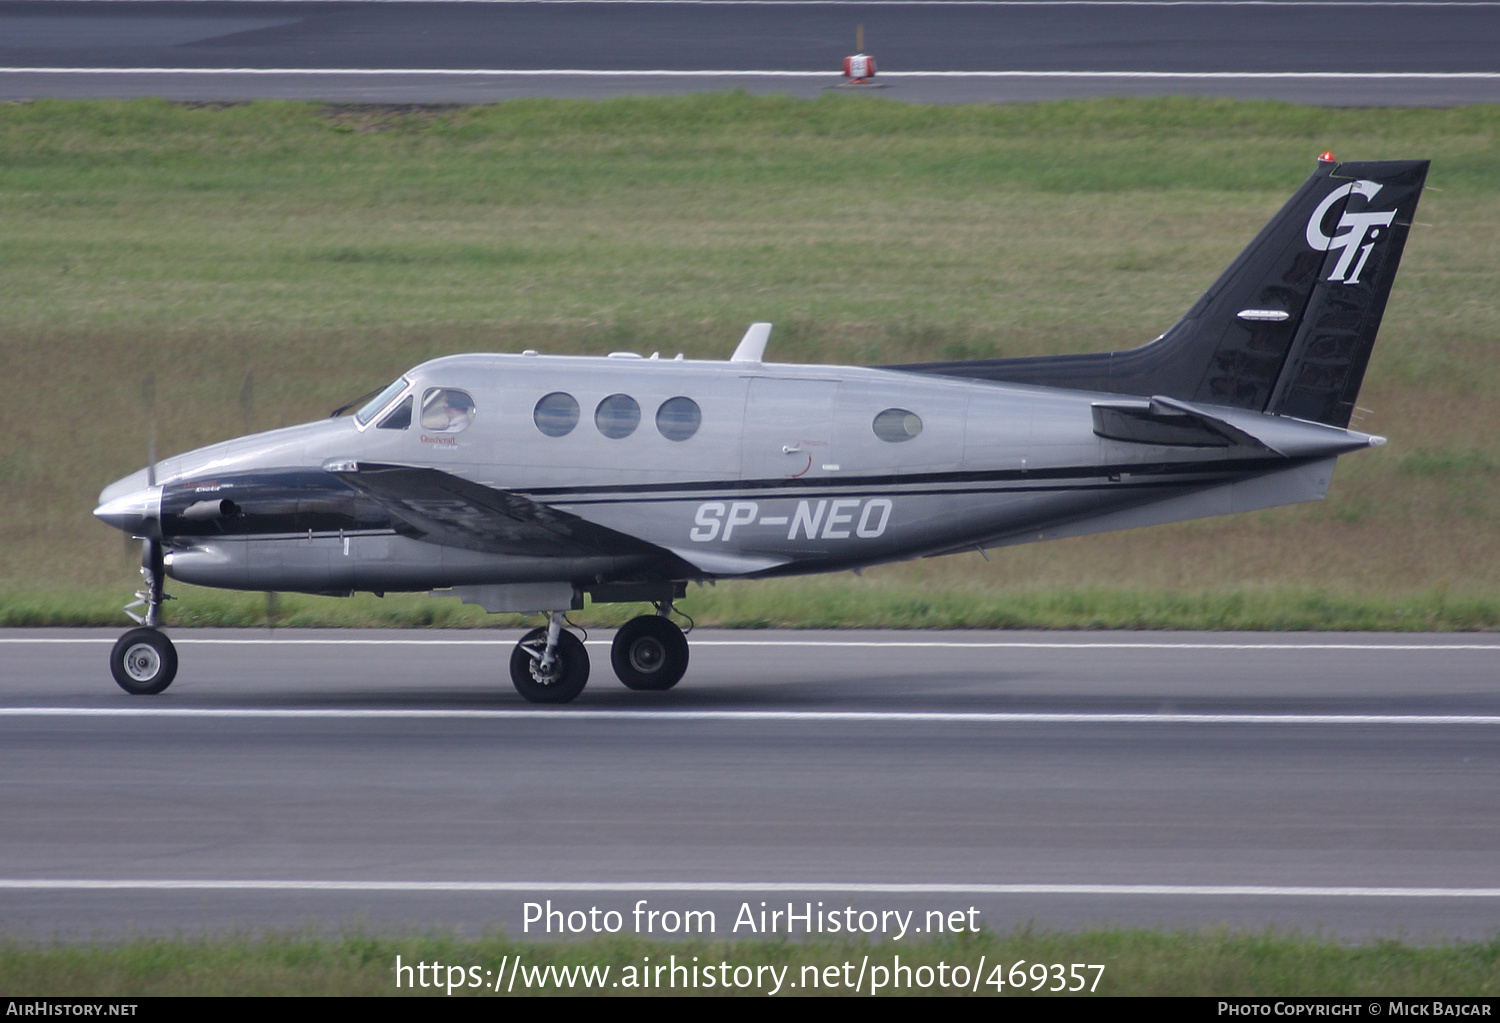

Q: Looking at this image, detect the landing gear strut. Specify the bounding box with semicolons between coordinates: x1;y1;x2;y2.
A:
510;611;590;703
111;538;178;695
611;604;689;691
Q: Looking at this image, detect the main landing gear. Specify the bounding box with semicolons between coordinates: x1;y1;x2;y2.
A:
508;604;690;703
611;610;689;691
110;538;178;695
510;612;591;704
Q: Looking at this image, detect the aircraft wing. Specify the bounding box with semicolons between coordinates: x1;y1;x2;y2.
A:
326;462;665;558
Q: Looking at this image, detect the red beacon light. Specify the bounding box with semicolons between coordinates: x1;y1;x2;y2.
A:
1319;151;1336;163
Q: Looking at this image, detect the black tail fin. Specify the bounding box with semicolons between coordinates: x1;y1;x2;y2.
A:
882;157;1428;427
1266;160;1427;426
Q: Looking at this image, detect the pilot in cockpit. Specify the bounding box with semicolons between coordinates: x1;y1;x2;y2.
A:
420;388;475;434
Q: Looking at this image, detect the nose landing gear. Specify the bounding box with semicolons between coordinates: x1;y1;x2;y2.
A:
110;538;178;695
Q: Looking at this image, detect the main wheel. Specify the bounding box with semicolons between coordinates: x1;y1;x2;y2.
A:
611;615;689;691
110;628;178;695
510;627;590;703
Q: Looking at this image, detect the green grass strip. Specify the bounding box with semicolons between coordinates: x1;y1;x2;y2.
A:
5;95;1500;622
3;928;1498;996
3;583;1497;632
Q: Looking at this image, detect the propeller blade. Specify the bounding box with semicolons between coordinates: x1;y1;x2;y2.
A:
239;371;254;436
142;537;163;582
142;373;157;489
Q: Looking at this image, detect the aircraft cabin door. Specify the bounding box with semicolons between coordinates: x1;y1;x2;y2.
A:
741;378;839;481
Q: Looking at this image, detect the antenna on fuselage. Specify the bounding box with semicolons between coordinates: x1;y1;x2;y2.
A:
731;322;772;363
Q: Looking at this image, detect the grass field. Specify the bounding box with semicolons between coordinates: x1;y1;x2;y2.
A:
4;928;1498;996
2;95;1498;629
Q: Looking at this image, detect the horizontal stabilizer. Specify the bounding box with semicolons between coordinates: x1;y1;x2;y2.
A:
1092;399;1265;449
1093;396;1383;458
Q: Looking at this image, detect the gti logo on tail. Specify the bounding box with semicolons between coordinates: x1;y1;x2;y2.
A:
1306;180;1397;285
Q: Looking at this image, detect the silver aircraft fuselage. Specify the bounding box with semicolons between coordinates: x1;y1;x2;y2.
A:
95;350;1379;603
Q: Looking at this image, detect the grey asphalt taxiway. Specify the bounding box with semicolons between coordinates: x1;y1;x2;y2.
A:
4;0;1500;104
2;628;1498;941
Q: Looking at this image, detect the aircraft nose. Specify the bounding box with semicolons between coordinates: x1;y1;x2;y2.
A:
94;484;163;535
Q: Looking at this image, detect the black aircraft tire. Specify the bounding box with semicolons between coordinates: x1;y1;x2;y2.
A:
110;628;179;696
510;627;590;703
611;615;689;691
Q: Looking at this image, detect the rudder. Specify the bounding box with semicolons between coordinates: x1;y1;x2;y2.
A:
1267;159;1427;426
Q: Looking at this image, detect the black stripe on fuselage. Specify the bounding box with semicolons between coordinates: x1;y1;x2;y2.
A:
515;456;1299;503
552;477;1204;508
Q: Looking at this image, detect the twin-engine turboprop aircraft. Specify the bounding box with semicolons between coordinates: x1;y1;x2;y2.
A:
95;156;1428;702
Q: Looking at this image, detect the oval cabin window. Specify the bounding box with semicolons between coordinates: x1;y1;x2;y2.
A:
534;392;580;437
595;394;641;439
872;408;923;443
655;396;702;442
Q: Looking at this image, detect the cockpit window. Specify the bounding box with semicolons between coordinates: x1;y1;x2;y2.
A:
420;388;476;434
353;377;409;426
376;395;413;430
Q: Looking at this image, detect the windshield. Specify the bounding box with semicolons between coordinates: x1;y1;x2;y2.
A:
352;377;410;426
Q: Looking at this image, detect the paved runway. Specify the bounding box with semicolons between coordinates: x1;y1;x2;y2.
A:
2;628;1498;941
3;0;1500;103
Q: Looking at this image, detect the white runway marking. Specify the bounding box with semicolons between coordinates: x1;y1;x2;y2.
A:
2;879;1498;898
5;637;1499;651
36;1;1500;8
5;68;1500;80
3;707;1498;724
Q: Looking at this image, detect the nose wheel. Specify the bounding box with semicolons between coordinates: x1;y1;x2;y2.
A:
110;627;178;695
611;614;689;691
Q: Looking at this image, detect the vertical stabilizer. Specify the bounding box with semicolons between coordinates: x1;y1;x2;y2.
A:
1267;159;1428;426
881;158;1428;427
